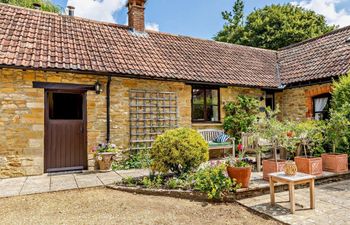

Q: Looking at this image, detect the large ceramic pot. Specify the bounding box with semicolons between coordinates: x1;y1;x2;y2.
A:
262;159;286;180
227;166;252;188
321;153;348;173
96;152;116;171
295;156;322;176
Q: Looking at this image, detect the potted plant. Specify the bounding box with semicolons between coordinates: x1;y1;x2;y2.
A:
294;121;324;176
226;143;252;188
93;143;118;171
254;107;287;180
322;108;349;173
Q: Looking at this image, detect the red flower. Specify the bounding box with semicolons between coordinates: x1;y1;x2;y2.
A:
237;144;243;151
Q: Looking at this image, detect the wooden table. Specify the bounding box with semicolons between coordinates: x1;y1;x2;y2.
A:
269;172;316;214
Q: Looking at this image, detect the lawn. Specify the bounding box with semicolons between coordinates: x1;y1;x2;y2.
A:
0;187;281;225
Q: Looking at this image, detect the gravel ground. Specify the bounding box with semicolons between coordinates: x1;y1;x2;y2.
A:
0;188;282;225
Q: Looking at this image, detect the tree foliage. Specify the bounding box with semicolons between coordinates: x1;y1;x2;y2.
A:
223;95;260;140
215;2;335;50
0;0;61;13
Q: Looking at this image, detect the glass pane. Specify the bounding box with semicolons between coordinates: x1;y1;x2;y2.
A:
192;89;205;105
49;93;83;120
193;104;205;120
206;105;219;122
206;89;218;105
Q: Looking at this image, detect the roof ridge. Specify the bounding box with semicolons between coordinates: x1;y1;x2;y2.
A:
279;25;350;50
147;29;277;53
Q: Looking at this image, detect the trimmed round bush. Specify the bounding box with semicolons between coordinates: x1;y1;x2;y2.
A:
150;128;209;175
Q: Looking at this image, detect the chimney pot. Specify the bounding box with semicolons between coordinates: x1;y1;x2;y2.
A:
33;3;41;10
127;0;146;32
67;6;75;16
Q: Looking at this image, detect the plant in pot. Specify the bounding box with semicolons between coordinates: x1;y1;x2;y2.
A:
293;120;325;176
254;107;287;180
323;106;350;173
94;143;118;171
226;143;253;188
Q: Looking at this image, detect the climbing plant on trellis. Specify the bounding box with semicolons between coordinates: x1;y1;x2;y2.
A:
129;90;178;152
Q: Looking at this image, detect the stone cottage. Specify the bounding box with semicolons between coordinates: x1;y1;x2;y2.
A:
0;1;349;177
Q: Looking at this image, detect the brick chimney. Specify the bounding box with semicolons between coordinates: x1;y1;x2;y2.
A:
128;0;146;32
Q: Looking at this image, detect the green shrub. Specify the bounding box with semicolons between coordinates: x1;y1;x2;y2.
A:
331;73;350;112
142;175;163;188
191;164;239;200
150;128;209;175
326;106;350;153
223;95;260;140
113;149;151;170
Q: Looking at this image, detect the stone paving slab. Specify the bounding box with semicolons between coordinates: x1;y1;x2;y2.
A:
96;171;122;185
20;175;50;195
50;174;77;192
115;168;151;178
238;179;350;225
0;169;148;198
0;177;27;197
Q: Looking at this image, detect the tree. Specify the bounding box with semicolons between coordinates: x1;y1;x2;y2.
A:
216;0;245;45
0;0;61;13
215;2;335;50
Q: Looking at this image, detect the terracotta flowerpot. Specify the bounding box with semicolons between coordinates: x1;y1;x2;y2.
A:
321;153;348;173
295;156;322;176
227;166;252;188
96;152;116;171
262;159;286;180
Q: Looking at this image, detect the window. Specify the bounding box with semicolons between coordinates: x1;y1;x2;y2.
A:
192;87;220;122
265;91;275;110
313;94;331;120
48;92;83;120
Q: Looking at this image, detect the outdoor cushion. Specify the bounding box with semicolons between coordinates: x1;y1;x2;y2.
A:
208;141;232;147
213;133;230;143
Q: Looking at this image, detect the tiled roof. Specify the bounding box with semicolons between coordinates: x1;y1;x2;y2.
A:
0;4;349;88
278;26;350;85
0;4;279;88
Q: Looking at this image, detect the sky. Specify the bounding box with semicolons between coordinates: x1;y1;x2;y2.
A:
52;0;350;40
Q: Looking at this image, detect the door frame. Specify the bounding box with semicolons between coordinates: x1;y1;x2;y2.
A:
44;89;88;173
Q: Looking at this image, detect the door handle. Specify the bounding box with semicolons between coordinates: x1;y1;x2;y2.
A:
80;126;84;133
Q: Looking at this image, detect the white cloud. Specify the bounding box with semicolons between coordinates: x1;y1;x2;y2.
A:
291;0;350;27
66;0;127;23
145;22;160;31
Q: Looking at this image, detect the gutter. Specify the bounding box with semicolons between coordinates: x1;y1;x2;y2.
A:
106;75;111;143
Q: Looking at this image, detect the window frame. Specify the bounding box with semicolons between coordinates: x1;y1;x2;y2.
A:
265;91;275;110
191;86;221;123
312;93;331;120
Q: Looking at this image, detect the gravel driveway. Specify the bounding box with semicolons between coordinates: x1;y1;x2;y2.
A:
0;188;281;225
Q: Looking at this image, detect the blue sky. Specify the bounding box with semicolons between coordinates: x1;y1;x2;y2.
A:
52;0;350;39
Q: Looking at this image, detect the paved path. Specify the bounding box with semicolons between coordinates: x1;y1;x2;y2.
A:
238;179;350;225
0;169;150;198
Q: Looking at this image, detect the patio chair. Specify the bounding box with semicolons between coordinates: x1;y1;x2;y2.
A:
198;129;235;159
241;132;262;172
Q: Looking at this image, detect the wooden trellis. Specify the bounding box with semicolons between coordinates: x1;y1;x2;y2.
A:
129;90;178;152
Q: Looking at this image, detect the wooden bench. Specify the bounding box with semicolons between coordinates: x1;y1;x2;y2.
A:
198;129;235;158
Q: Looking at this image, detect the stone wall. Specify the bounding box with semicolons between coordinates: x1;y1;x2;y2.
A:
0;68;107;178
109;77;192;149
279;83;332;121
0;68;275;178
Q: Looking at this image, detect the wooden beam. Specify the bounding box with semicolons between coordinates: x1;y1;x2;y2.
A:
33;81;95;91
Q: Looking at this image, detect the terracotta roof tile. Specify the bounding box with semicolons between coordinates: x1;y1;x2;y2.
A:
278;26;350;85
0;4;349;88
0;3;278;87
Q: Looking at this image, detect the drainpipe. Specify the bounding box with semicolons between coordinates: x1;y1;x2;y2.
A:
106;76;111;143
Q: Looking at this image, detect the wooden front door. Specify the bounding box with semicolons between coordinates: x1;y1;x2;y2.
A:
44;90;87;172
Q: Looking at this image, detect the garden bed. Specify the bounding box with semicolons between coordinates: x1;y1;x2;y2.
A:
108;170;350;201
